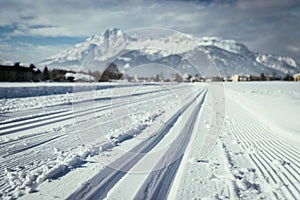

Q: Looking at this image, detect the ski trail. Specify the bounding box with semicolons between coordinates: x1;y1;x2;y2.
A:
225;98;300;200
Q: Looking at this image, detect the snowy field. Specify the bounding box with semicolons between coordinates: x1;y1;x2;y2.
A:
0;82;299;200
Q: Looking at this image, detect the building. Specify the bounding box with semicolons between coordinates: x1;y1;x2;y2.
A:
223;76;232;82
231;74;239;82
0;63;41;82
293;73;300;81
231;74;252;82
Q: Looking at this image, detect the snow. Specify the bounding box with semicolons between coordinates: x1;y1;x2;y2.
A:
169;82;300;200
0;82;299;200
38;28;300;76
256;54;297;68
122;63;130;69
224;82;300;139
197;36;251;55
65;72;96;82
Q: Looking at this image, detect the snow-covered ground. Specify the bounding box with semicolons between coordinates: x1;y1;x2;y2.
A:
0;82;299;200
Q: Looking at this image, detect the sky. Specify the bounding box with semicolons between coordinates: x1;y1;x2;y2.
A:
0;0;300;64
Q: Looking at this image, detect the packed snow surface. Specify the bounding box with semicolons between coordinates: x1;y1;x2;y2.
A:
0;82;299;200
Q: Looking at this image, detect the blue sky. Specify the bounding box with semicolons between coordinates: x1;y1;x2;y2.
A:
0;0;300;64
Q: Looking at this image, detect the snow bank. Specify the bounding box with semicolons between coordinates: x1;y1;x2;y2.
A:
3;110;163;199
3;145;89;199
106;108;164;145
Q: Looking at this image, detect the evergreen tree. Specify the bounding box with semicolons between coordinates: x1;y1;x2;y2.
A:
99;63;122;82
260;73;265;81
42;66;50;81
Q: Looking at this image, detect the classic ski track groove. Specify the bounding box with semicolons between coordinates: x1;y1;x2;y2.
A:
66;89;206;200
228;99;300;200
0;85;195;197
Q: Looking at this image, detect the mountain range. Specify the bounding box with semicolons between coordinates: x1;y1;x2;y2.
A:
38;28;300;77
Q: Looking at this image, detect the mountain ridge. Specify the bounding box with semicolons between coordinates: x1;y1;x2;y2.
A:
38;28;300;77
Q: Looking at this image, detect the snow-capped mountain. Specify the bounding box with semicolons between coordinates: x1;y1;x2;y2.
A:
255;54;298;75
39;28;300;77
39;28;132;69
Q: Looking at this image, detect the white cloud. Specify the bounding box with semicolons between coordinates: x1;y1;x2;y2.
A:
0;42;69;63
